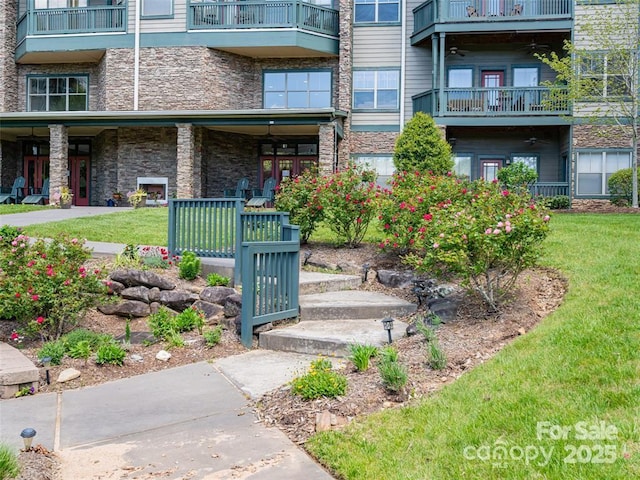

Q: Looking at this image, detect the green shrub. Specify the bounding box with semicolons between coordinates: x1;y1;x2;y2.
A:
95;342;126;366
379;345;399;363
378;358;408;393
203;325;223;347
37;340;66;365
543;194;570;210
0;226;22;247
206;273;230;287
166;331;185;349
428;341;447;370
63;328;111;351
608;168;633;206
393;112;453;175
274;167;325;243
291;358;348;400
0;234;110;340
148;307;176;340
174;306;205;334
178;251;201;280
0;444;20;480
348;344;378;372
67;340;91;361
496;162;538;193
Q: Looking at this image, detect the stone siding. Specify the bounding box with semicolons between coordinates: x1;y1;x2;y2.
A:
349;131;398;154
0;0;18;112
91;129;119;205
572;125;633;149
202;130;257;197
0;140;18;187
48;125;68;197
337;0;353;169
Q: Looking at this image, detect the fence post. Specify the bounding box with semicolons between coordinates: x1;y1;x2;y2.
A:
168;198;176;257
234;199;244;285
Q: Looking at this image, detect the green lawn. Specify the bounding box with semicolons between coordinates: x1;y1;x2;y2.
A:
306;214;640;479
0;204;49;215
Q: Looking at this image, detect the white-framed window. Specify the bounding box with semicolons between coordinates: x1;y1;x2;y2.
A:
142;0;172;17
263;70;332;109
353;155;394;187
576;151;630;195
453;154;472;178
28;75;88;112
353;70;399;110
511;154;539;174
578;52;631;99
354;0;400;23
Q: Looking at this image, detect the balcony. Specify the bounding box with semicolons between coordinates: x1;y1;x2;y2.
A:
413;0;572;41
413;86;569;118
189;1;339;37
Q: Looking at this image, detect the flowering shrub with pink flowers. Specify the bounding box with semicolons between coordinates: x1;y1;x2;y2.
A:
0;232;110;341
379;172;551;310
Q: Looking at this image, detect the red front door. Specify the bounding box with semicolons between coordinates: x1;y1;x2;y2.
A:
69;156;90;206
481;159;503;182
23;156;49;199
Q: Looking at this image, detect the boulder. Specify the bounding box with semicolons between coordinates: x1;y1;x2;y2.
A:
254;322;273;334
224;294;243;318
57;368;81;383
156;350;171;362
109;269;176;290
155;290;199;311
377;270;415;288
191;300;224;324
98;300;150;317
120;285;151;303
106;280;125;295
427;295;464;324
199;286;237;305
148;287;161;303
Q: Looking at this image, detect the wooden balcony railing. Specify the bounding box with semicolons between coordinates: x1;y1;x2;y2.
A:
413;0;572;34
189;1;339;36
17;5;126;42
413;86;569;116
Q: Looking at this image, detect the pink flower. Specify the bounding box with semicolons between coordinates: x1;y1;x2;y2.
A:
497;222;504;228
505;225;512;233
493;229;501;235
71;238;78;244
423;214;433;221
439;233;445;238
433;243;440;249
543;215;550;222
485;228;492;235
14;292;21;298
10;332;19;341
36;316;45;324
32;294;39;301
502;190;509;196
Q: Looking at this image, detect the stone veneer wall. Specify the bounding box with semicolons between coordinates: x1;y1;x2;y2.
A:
0;140;18;187
48;125;68;198
91;130;118;205
0;0;17;112
202;130;257;197
100;49;135;110
337;0;353;169
350;131;398;154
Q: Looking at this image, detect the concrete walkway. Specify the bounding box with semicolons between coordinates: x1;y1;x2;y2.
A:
0;208;336;479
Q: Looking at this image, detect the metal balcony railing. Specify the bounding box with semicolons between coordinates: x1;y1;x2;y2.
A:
412;86;569;116
413;0;572;34
189;1;339;36
17;5;127;42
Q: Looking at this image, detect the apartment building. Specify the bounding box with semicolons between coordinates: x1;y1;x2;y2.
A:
0;0;633;205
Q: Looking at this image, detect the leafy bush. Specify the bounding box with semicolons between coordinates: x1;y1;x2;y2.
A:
379;345;399;363
274;167;325;243
203;325;223;347
95;342;126;366
178;251;201;280
0;444;20;480
37;340;66;365
316;165;380;248
378;358;408;393
138;246;174;269
496;162;538;193
291;358;348;400
380;173;551;310
67;340;91;362
0;226;22;247
542;194;570;210
608;168;633;206
393;112;453;175
174;307;205;334
148;307;176;340
0;234;110;340
348;344;378;372
63;328;111;351
206;273;230;287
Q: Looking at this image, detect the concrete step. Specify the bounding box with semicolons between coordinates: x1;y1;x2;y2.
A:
259;319;409;357
0;343;40;399
298;271;362;295
299;290;417;322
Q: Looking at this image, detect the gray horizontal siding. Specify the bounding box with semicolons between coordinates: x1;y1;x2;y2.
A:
353;26;402;67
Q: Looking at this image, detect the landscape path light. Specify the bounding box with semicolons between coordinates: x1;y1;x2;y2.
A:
382;316;394;344
20;428;36;450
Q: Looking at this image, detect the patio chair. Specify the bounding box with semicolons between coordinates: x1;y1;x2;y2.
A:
223;177;249;198
0;176;26;204
22;178;50;205
246;177;276;207
511;4;522;15
466;6;479;17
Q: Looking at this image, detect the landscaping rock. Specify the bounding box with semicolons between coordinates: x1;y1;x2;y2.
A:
224;294;243;317
191;300;224;324
427;295;463;323
148;287;161;303
405;323;418;336
155;290;199;311
315;410;332;432
107;280;125;295
98;300;150;318
120;286;150;303
156;350;171;362
109;269;176;290
254;322;273;334
57;368;81;383
200;286;237;304
377;270;415;288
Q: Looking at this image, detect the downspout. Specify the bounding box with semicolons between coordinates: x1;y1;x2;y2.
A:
399;0;407;128
133;0;141;110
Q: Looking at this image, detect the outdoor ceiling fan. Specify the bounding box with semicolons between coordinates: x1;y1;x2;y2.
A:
524;136;550;146
522;40;550;53
447;46;470;57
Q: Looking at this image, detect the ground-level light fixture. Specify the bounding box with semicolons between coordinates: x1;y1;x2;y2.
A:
40;356;52;384
382;316;395;344
20;428;36;450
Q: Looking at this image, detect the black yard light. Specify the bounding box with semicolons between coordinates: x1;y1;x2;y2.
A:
382;316;395;344
40;356;52;385
20;428;36;451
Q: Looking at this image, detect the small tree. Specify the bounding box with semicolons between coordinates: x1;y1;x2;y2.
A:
274;168;324;243
608;168;633;206
496;162;538;194
393;112;453;174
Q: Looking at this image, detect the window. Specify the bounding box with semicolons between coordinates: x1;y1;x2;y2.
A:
264;71;332;109
511;155;539;174
354;0;399;23
453;154;472;178
353;155;394;187
576;151;630;195
578;52;631;99
353;70;399;110
142;0;172;17
28;76;88;112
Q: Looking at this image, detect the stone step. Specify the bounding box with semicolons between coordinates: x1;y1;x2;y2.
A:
298;271;362;295
0;343;40;399
299;290;417;322
259;319;409;357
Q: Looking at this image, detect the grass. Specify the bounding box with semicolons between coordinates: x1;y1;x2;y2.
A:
0;204;48;215
306;213;640;479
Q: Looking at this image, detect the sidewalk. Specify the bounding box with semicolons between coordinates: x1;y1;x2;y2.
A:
0;208;335;479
